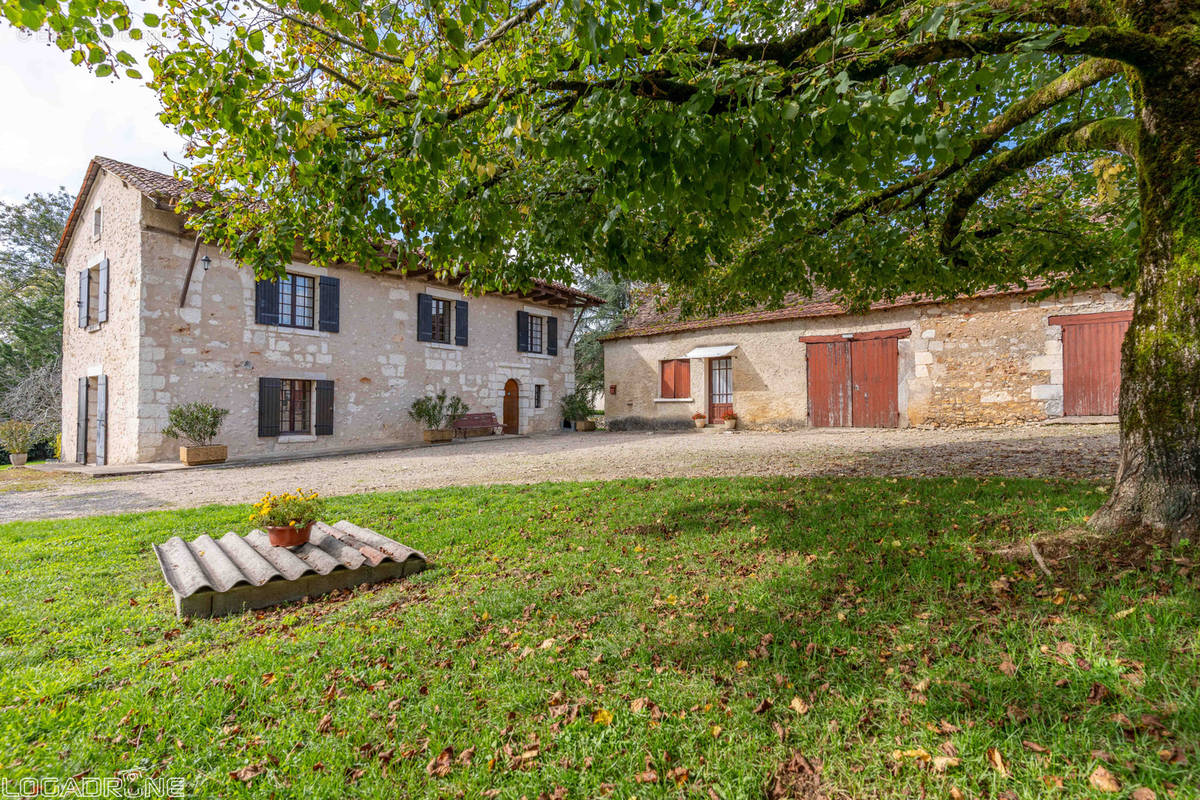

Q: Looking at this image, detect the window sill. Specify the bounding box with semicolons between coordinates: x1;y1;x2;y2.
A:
424;341;462;351
654;397;694;403
522;352;553;360
253;324;327;338
86;323;103;333
277;434;317;443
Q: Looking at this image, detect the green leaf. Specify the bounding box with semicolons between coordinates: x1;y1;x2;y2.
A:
95;63;113;77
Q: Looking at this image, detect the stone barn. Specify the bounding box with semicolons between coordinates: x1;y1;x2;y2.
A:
601;285;1132;430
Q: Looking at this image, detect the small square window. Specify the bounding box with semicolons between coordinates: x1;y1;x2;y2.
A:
92;207;102;239
534;384;543;408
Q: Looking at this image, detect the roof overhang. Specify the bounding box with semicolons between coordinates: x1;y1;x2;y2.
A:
683;344;738;359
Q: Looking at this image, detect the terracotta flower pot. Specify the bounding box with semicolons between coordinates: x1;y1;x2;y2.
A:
723;418;737;430
693;419;706;428
423;429;454;444
266;522;313;547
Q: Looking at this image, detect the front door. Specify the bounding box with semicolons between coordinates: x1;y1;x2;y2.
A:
502;379;520;434
708;357;733;422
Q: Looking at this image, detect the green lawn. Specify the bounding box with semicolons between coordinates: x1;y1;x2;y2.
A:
0;477;1195;798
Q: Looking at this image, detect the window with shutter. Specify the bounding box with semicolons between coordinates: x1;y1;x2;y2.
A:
659;360;691;399
78;271;89;328
546;316;558;355
417;293;434;342
255;279;279;326
258;377;281;437
527;315;544;353
455;300;469;346
96;259;109;324
76;377;88;463
96;375;108;466
318;277;340;332
516;310;530;352
315;380;334;435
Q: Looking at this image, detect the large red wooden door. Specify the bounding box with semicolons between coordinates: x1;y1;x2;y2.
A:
850;338;899;427
1053;311;1130;416
708;357;733;421
805;330;904;428
807;341;852;427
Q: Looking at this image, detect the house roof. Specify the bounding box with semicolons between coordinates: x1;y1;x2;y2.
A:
603;280;1054;341
54;156;603;308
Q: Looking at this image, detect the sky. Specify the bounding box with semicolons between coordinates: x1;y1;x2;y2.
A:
0;16;184;204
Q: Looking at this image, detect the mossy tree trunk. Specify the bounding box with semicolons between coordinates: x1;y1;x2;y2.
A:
1091;20;1200;542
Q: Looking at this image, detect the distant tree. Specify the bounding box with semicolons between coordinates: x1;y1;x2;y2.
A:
570;271;632;402
0;190;73;425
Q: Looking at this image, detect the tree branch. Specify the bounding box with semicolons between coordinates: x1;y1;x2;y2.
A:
822;57;1121;230
940;115;1137;258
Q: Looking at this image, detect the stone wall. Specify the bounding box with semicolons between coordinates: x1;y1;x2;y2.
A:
60;172;146;464
62;171;577;464
603;289;1132;430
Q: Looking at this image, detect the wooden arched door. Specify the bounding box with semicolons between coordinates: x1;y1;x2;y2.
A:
502;379;519;434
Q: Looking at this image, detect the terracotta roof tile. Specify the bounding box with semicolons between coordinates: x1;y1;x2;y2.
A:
604;280;1053;340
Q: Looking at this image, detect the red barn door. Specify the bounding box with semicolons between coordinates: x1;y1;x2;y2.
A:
1051;311;1131;416
807;341;852;427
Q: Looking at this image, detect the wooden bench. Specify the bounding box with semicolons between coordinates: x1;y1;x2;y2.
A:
453;412;504;438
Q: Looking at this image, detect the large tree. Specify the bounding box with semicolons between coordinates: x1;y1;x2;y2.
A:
8;0;1198;537
0;191;72;398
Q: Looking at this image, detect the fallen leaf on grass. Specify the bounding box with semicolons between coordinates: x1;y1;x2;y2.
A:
1112;607;1136;620
1022;740;1049;754
666;766;689;785
767;751;825;800
932;756;960;772
1089;765;1121;792
949;788;965;800
1130;789;1156;800
711;725;722;738
753;698;773;714
999;658;1018;677
635;768;659;784
316;713;333;734
426;746;454;777
987;747;1009;776
230;763;264;783
1042;775;1064;789
261;672;276;686
789;696;810;715
891;748;931;764
592;708;613;726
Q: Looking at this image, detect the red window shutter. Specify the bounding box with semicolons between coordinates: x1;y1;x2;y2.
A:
660;361;674;398
675;360;690;397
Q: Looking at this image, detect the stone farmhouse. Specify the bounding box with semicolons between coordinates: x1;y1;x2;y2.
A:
56;157;601;465
602;284;1132;430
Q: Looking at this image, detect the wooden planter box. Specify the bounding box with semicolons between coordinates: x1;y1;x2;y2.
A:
423;429;454;444
574;420;596;432
180;444;227;466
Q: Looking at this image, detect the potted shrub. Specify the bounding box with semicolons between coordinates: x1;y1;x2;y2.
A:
722;410;738;430
560;390;595;431
250;489;325;547
162;402;231;465
691;412;707;429
409;390;468;443
0;420;37;467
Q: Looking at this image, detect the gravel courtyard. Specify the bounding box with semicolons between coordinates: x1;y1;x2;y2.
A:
0;424;1119;522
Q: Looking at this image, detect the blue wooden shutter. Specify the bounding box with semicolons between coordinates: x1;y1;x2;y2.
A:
78;270;89;328
546;316;558;356
96;375;107;465
516;310;530;352
417;293;433;342
454;300;468;346
315;380;334;435
258;377;281;437
96;259;109;324
255;279;279;325
318;276;340;332
76;377;88;463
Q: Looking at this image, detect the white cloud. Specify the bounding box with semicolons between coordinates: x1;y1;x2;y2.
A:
0;17;184;203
